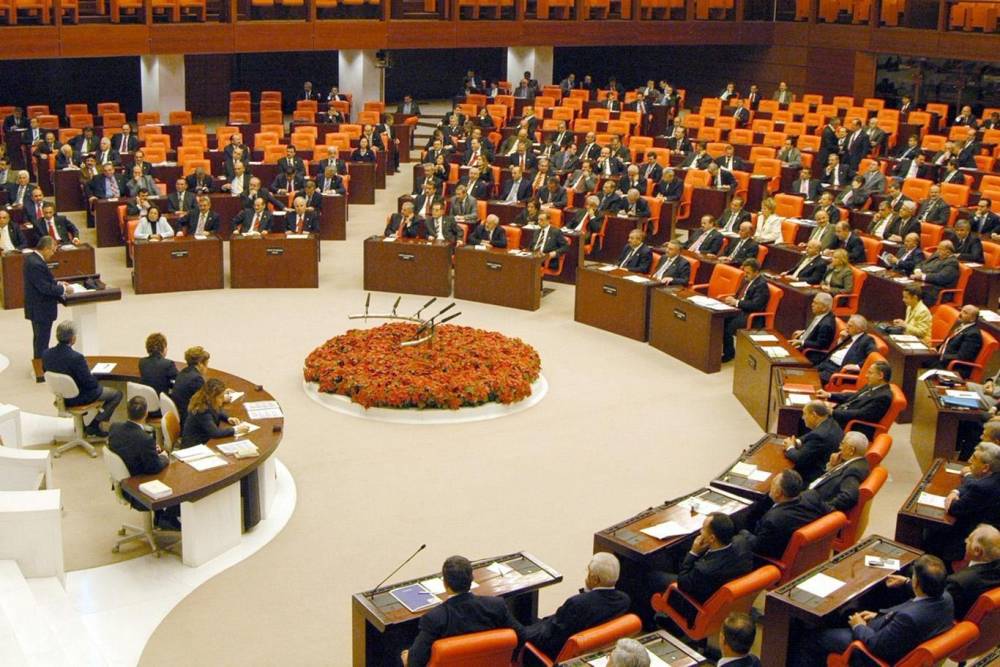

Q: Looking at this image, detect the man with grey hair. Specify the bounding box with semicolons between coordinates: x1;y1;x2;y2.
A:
933;442;1000;561
618;188;650;219
809;432;871;512
607;638;649;667
41;321;123;437
816;314;876;383
913;240;959;307
783;400;843;484
522;552;629;660
789;292;836;364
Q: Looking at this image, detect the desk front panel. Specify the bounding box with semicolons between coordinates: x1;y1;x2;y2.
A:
574;266;654;341
363;237;452;297
229;234;319;288
320;194;348;240
132;236;224;294
894;457;961;549
733;331;811;430
53;169;87;212
648;288;735;374
1;245;96;310
453;247;541;311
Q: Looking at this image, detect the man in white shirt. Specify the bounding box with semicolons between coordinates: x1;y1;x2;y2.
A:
0;210;24;251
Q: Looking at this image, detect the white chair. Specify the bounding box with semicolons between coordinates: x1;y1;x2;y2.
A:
43;372;102;458
0;447;52;491
128;382;162;446
158;392;180;452
102;447;178;557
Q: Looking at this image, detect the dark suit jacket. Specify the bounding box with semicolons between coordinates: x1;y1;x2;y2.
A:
87;173;127;199
33;216;79;243
170;366;204;426
232;209;274;234
179;210;220;234
108;421;166;477
110;132;139;154
786;417;844;485
639;162;663;183
844;130;871;170
939;324;983;377
271;173;304;193
716;155;747;173
94;149;120;167
524;589;631;659
385;214;425;239
830;232;866;265
819;333;876;378
787;254;829;286
681;152;713;170
811;457;870;513
138;354;178;398
799;311;837;364
948;559;1000;618
891;245;924;275
185;173;216;193
469;224;507;248
537;187;567;208
315;158;347;177
741;490;827;559
407;592;524;667
674;541;753;614
972;211;1000;236
532;226;569;261
654;179;683;201
918;199;951;225
718;208;753;234
790;179;821;201
708;169;738;189
831;382;894;435
166;191;197;214
23;251;63;325
618;197;651;218
734;277;770;326
948;472;1000;541
42;342;101;406
285;211;320;233
823;164;852;187
617;243;653;273
500;179;532;202
277;156;306;176
952;235;984;263
180;407;234;448
240;188;285;211
686;228;724;255
852;595;954;664
919;255;960;304
316;173;346;195
651;254;691;285
0;221;25;249
423;216;462;242
55;151;83;170
722;237;759;265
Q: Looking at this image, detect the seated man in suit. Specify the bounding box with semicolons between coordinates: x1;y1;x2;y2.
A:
916;185;951;226
809;431;871;513
944;524;1000;617
616;229;653;273
108;396;180;530
930;304;983;379
816;314;876;383
469;214;507;249
178;195;220;236
94;137;120;167
639;151;663;183
721;259;769;362
866;201;898;240
883;231;925;275
222;159;251;196
686;215;724;256
719;222;759;266
232;197;274;236
241;177;286;212
972;198;1000;240
952;219;984;263
314;146;347;178
271;165;305;197
566;196;604;237
317;165;346;196
718;613;760;667
783;240;829;287
790;292;836;362
618;164;645;197
822;154;852;188
790;167;820;200
499;165;532;203
594;146;625;178
449;184;479;225
167;178;197;215
43;321;123;437
385;202;424;239
650;240;691;286
817;359;894;437
87;162;126;202
0;210;25;251
783;400;844;484
718;196;752;234
617;189;650;219
423;201;462;244
835;176;869;210
737;469;827;559
185;166;215;195
111;122;139;155
705;163;736;189
649;513;752;630
801;210;837;250
402;555;524;667
34;203;81;245
286;196;319;234
55;144;80;170
913;240;959;307
531;211;569;269
523;553;630;660
596;180;624;216
6;171;34;208
653;169;682;202
929;443;1000;562
827;221;866;265
794;555;954;667
277;145;306;177
813;191;841;227
537;177;567;210
680;142;713;170
717;144;748;173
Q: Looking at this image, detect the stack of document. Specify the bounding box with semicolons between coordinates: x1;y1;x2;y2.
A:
787;393;811;406
680;496;722;515
917;492;947;509
749;333;779;343
623;274;652;284
795;572;845;597
728;462;772;482
245;400;283;419
216;440;260;458
688;295;732;311
980;310;1000;323
596;264;618;272
640;521;690;540
91;362;117;374
761;346;790;358
172;445;228;471
389;584;440;613
138;480;173;499
861;265;886;273
864;555;901;570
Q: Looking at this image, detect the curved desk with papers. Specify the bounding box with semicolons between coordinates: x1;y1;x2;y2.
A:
93;356;283;566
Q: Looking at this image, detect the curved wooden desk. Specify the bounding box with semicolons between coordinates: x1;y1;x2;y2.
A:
89;356;284;566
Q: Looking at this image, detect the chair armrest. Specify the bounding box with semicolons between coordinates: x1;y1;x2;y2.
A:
832;292;859;309
650;583;702;632
828;640;891;667
755;553;785;572
746;311;767;328
935;287;962;305
691;282;709;294
947;359;981;376
826;370;860;391
521;642;555;667
844;418;886;436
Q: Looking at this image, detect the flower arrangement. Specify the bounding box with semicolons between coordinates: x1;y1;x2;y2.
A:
303;322;541;410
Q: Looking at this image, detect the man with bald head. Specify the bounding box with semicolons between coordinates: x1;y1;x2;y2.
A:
784;400;844;484
720;221;759;265
883;231;924;275
816;314;876;383
928;304;983;378
616;229;652;273
650;240;691;285
809;431;871;513
913;240;959;306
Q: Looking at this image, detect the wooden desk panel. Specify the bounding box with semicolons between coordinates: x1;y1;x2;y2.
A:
53;169;86;212
363;237;452;297
589;215;647;264
229;234;319;289
648;288;739;374
517;226;584;285
485;201;525;228
857;269;908;322
766;276;817;338
968;267;1000;309
348;162;376;205
762;535;922;667
94;198;127;247
560;630;708;667
132;236;224;295
733;330;812;430
910;379;985;472
320;194;348;240
882;336;938;423
684;186;731;232
894;458;961;549
351;552;561;667
712;434;793;502
453;246;542;311
574;265;656;341
768;366;822;436
1;245;97;310
762;243;807;274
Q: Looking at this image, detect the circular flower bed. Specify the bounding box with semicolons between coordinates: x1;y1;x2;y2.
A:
303;323;541;410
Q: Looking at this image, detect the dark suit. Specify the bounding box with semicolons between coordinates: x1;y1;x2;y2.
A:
650;254;691;285
639;162;663;183
918;255;960;306
823;164;852;187
277;156;306;177
889;245;924;275
23;252;64;359
87;174;127;199
952;235;984;263
786;417;844;485
817;333;876;383
681;152;713;170
740;490;827;559
654;179;683;201
918;198;951;225
718;208;752;234
596;192;624;215
810;457;870;513
0;221;25;250
499;179;532;202
170;366;203;426
618;197;651;218
385;214;425;239
721;237;759;265
524;589;631;659
798;311;837;364
33;216;79;243
166;190;197;215
790;178;821;200
232;209;274;234
185;173;215;194
665;542;754;626
285;211;320;234
407;592;524;667
724;277;771;358
42;342;122;425
817;125;840;171
844;130;871;171
937;324;983;378
423;216;462;242
111;132;139;154
708;169;737;189
240;188;285;211
179;407;234;448
716;155;747;173
271;173;304;194
686;228;724;255
830;232;866;265
180;209;220;235
939;472;1000;562
830;382;893;436
315;158;347;177
617;243;653;273
108;421;166;477
537;187;567;208
787;254;829;286
568;210;603;235
138;354;178;398
469;224;507;248
948;558;1000;618
316;173;346;195
55;151;82;170
530;226;569;268
973;211;1000;236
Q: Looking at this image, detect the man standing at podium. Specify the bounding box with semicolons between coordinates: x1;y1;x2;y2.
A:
24;236;66;363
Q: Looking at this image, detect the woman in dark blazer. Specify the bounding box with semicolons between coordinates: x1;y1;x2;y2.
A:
179;378;246;447
351;137;376;163
138;332;177;414
820;248;854;295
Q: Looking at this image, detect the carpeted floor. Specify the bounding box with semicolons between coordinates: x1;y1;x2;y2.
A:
0;102;924;665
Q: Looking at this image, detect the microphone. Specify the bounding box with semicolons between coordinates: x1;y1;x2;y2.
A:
364;293;371;319
391;296;401;316
414;297;437;319
368;544;427;598
413;303;457;337
437;312;461;326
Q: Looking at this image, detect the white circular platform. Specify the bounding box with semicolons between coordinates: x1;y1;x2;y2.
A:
302;374;548;424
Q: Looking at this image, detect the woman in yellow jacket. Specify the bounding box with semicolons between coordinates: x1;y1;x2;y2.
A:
892;283;933;345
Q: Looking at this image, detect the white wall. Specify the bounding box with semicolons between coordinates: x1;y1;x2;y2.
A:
506;47;554;87
338;50;382;119
140;55;186;117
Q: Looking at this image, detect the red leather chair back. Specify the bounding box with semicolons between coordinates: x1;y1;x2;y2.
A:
427;628;518;667
772;511;847;584
554;614;642;662
834;466;887;552
951;588;1000;661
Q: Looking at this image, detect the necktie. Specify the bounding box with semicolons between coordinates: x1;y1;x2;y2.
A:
534;228;547;251
574;174;585;190
108;177;119;197
35;203;42;220
251;212;261;232
0;226;11;252
435;219;444;240
120;135;127;153
655;255;674;279
801;180;809;195
48;219;60;241
296;215;304;233
620;246;638;268
506;181;519;203
17;185;25;203
691;231;706;253
397;218;405;238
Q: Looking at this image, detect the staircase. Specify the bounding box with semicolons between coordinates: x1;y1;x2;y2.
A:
0;561;106;666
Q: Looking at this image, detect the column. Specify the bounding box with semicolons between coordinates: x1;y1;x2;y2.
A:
506;47;554;87
140;55;186;116
338;50;382;120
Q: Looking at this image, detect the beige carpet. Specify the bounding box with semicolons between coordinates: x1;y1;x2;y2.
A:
0;106;924;665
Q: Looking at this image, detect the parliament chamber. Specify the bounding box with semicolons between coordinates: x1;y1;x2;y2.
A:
0;4;999;665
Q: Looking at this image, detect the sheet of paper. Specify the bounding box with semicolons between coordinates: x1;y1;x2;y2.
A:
485;561;514;577
890;334;919;342
899;342;928;350
238;422;260;435
246;406;283;420
763;346;789;358
683;496;721;515
917;492;947;509
861;265;885;273
640;521;690;540
225;389;245;403
893;277;913;284
864;555;901;570
420;577;479;595
944;464;965;475
795;572;845;598
787;393;811;406
980;310;1000;322
919;368;959;381
790;281;811;287
730;462;757;477
749;334;779;342
623;274;651;283
946;390;980;399
286;233;309;239
194;233;208;240
749;470;773;482
90;362;116;374
597;264;617;272
186;454;229;471
382;236;396;242
172;444;214;461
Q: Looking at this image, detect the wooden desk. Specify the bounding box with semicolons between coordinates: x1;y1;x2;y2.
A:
486;201;525;228
594;487;753;616
765;275;817;338
85;356;282;567
684;186;731;231
132;236;225;295
363;237;452;297
589;214;647;265
517;226;584;285
560;630;708;666
574;264;657;341
94;198;127;247
348;162;376;205
761;535;923;667
454;246;542;310
733;330;812;430
351;552;561;667
648;288;739;374
894;457;962;550
768;366;822;436
712;434;794;502
911;379;986;472
61;274;123;355
53;169;86;212
320;194;348;240
746;174;769;211
1;245;96;310
762;243;807;274
858;268;908;322
968;267;1000;309
229;234;319;289
882;335;938;423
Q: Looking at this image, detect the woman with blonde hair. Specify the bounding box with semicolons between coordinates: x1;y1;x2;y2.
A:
820;248;854;295
753;197;783;244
